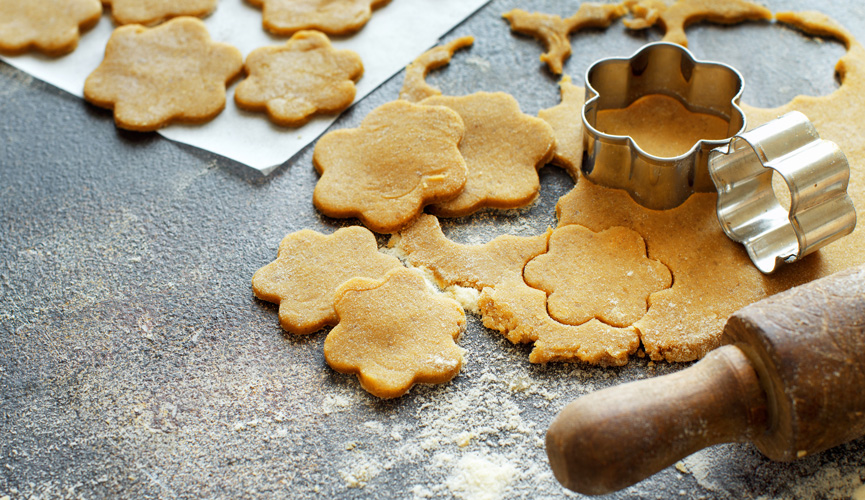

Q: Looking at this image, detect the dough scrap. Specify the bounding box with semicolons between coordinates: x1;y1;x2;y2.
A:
390;214;550;292
537;75;585;179
252;226;402;335
623;0;772;47
596;94;732;157
235;31;363;127
103;0;216;26
0;0;101;56
503;3;627;75
247;0;390;36
399;36;475;103
84;17;243;131
524;225;671;328
324;267;466;399
421;92;556;217
313;100;467;233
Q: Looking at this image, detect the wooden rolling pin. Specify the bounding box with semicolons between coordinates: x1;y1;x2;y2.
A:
546;264;865;495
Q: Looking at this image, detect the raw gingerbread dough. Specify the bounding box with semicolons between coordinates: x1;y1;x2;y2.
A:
312;99;467;233
103;0;216;26
324;267;466;399
524;225;671;328
247;0;390;36
84;17;242;131
399;36;475;103
503;3;627;75
624;0;771;47
537;75;585;179
595;94;732;157
421;92;556;217
0;0;101;56
252;226;402;334
235;30;364;127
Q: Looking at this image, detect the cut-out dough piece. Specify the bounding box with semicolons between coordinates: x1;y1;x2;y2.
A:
103;0;216;26
252;226;403;335
247;0;390;36
537;75;585;179
400;36;475;103
479;278;640;366
524;225;671;328
596;94;731;157
235;31;363;127
503;3;627;75
313;100;467;234
421;92;556;217
624;0;772;47
84;17;242;131
325;267;466;399
0;0;101;56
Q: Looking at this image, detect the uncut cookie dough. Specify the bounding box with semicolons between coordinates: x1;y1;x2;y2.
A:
252;226;402;335
84;17;242;131
313;100;467;233
0;0;101;56
538;75;585;178
421;92;556;217
324;267;466;399
103;0;216;26
248;0;390;36
235;31;363;127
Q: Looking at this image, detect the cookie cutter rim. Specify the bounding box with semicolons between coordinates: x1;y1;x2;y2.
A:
581;41;747;210
707;110;857;274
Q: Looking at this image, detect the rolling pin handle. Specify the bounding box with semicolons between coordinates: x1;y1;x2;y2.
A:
546;344;769;495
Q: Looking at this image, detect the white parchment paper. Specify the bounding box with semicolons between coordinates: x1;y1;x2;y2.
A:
1;0;491;174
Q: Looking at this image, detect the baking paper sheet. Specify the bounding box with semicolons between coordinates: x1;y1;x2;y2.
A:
1;0;491;174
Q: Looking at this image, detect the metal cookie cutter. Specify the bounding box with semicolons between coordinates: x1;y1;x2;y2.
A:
581;42;746;210
708;111;856;274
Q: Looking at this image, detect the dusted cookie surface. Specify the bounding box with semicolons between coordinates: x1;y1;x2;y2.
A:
422;92;556;217
248;0;390;36
104;0;216;26
503;2;627;75
524;225;671;327
537;75;585;178
235;31;363;127
84;17;242;131
0;0;101;56
313;100;467;233
252;226;402;335
324;268;466;399
399;36;474;103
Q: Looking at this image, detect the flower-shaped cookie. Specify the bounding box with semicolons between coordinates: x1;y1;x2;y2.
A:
524;225;671;328
421;92;556;217
84;17;243;131
324;267;466;399
313;100;467;233
103;0;217;26
235;31;364;127
252;226;402;334
0;0;102;56
247;0;390;36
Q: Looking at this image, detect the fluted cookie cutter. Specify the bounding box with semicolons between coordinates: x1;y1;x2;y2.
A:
708;111;856;274
581;42;746;210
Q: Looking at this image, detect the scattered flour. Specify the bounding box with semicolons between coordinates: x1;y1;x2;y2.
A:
446;453;518;500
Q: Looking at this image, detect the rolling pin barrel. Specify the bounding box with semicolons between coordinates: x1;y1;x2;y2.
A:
546;264;865;495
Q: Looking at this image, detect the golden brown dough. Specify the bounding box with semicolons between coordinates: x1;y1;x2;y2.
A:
623;0;772;47
312;100;467;233
103;0;216;26
0;0;101;56
235;31;364;127
252;226;402;335
399;36;475;103
421;92;556;217
503;3;627;75
84;17;243;131
324;267;466;399
537;75;585;179
247;0;390;36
